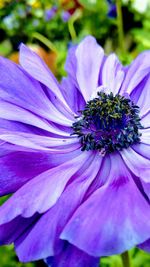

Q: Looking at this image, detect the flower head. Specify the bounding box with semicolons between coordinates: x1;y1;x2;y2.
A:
61;10;71;22
45;6;58;21
0;36;150;267
107;0;117;18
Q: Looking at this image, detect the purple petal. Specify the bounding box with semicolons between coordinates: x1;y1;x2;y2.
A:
0;56;47;111
101;53;124;95
61;11;71;22
84;155;111;198
75;36;104;101
140;178;150;200
45;244;99;267
107;4;117;18
0;101;53;132
132;142;150;160
138;239;150;253
19;44;72;113
141;111;150;128
120;51;150;96
0;57;73;128
0;150;52;196
136;75;150;117
61;77;85;114
1;113;72;138
0;214;38;245
14;154;102;261
65;45;78;85
0;100;73;136
61;153;150;256
0;130;79;152
0;144;82;196
121;147;150;182
45;6;57;21
139;128;150;146
0;151;90;222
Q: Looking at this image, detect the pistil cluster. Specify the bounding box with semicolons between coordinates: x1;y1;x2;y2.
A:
72;92;142;154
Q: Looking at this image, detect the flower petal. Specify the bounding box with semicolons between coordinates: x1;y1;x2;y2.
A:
0;214;38;245
0;57;73;127
0;130;79;152
19;44;71;112
13;154;102;261
0;150;51;196
0;151;90;222
45;244;100;267
141;111;150;128
136;75;150;117
75;36;104;101
65;45;78;86
0;101;73;137
132;143;150;160
61;77;85;114
121;147;150;182
61;154;150;256
0;145;81;196
120;51;150;96
138;239;150;253
101;53;124;95
139;128;150;146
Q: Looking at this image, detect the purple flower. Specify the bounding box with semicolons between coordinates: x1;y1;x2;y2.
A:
61;10;71;22
107;0;117;18
45;6;58;21
0;36;150;267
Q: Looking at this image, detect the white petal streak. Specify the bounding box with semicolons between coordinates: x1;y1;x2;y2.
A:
0;131;80;152
141;110;150;128
19;44;72;114
0;101;72;136
102;53;124;95
120;51;150;96
76;36;104;102
0;151;92;222
120;147;150;182
137;75;150;116
139;129;150;145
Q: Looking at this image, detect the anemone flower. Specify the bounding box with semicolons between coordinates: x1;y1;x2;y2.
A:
0;36;150;267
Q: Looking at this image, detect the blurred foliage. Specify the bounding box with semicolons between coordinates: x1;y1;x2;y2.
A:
0;0;150;266
0;0;150;73
0;243;150;267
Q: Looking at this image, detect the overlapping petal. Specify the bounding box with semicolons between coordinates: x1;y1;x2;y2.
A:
120;51;150;97
101;53;124;95
0;130;79;152
138;239;150;253
141;111;150;128
61;77;85;114
0;151;89;222
45;244;100;267
9;153;101;261
0;56;74;128
0;150;51;196
73;36;104;101
121;147;150;182
19;44;72;114
61;154;150;256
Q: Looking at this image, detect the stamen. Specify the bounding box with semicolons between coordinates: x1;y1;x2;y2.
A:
71;92;143;154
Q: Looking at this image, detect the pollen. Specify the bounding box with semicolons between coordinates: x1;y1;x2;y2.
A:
71;92;143;154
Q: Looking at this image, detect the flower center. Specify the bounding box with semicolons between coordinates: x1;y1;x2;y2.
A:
71;92;142;154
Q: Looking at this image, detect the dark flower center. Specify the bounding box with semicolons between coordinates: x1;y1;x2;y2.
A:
71;92;143;154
